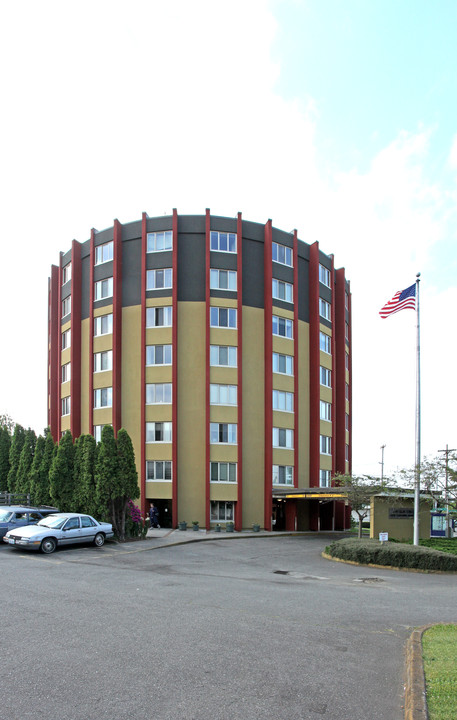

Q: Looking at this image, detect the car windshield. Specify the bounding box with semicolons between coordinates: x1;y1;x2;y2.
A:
0;510;13;522
37;516;67;529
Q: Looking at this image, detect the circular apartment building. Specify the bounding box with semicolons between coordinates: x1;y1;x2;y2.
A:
48;210;352;531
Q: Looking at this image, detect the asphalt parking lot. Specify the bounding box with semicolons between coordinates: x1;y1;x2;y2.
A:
2;533;456;720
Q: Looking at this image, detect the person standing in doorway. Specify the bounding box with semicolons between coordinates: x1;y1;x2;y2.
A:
149;502;160;528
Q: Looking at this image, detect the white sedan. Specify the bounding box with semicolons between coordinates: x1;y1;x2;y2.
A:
3;513;114;554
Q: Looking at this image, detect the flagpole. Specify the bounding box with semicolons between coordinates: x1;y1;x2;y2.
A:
413;273;421;546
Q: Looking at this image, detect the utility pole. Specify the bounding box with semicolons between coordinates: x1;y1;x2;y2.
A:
380;445;386;482
438;445;456;538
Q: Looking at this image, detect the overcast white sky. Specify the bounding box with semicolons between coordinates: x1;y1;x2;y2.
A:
0;0;455;478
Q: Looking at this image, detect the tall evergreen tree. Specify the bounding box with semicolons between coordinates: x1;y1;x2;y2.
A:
112;428;140;540
72;434;84;512
7;424;25;492
34;429;56;506
94;425;118;522
0;426;11;492
49;431;75;511
76;434;98;517
29;434;45;505
15;428;37;495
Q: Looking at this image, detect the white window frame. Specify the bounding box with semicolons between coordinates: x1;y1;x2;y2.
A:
210;306;237;328
320;469;331;488
320;400;332;421
95;241;113;266
210;500;234;522
320;435;332;455
62;296;71;317
273;389;294;412
319;264;331;288
272;427;294;449
272;278;293;303
61;363;71;384
95;278;113;301
272;315;293;339
94;313;113;337
210;269;237;291
93;350;113;373
146;345;172;366
94;387;112;409
320;331;331;354
210;423;237;444
146;306;172;328
146;268;172;291
272;465;294;486
210;345;237;367
62;263;71;285
94;424;111;443
272;352;293;376
146;460;172;481
319;298;331;320
272;242;293;267
210;462;237;483
146;383;172;404
147;231;173;253
210;231;237;253
320;366;332;388
146;422;172;443
61;396;71;416
61;329;71;350
210;384;237;405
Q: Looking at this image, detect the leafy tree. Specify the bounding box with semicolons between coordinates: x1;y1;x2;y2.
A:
0;426;11;491
75;434;98;517
15;428;37;495
7;424;25;492
49;431;75;511
333;473;387;538
0;414;14;432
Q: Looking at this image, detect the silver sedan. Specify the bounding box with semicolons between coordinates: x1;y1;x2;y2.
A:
3;513;114;554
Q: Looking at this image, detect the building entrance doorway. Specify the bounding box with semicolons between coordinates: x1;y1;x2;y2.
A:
147;499;172;528
272;500;286;531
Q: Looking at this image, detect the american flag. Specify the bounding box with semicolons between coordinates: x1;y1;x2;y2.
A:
379;283;416;319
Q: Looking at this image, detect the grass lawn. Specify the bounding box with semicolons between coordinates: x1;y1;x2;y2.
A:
422;624;457;720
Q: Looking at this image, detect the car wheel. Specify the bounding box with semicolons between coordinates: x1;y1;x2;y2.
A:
93;532;105;547
41;537;57;554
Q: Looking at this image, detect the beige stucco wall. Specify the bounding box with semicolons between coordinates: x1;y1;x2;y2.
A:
370;496;432;541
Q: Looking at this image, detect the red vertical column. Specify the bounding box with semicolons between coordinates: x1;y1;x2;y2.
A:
140;214;147;515
70;240;82;440
88;230;95;438
48;266;59;440
330;255;336;479
235;212;243;530
293;230;299;488
334;268;347;475
308;242;320;488
112;219;123;435
205;209;211;529
347;282;352;475
57;258;62;441
172;209;179;528
263;220;273;531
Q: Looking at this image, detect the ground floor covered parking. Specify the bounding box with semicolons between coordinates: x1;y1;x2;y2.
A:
272;487;351;532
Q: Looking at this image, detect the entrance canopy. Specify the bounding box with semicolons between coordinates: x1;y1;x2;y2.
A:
273;487;348;501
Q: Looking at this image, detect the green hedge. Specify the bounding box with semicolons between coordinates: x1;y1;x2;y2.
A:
324;538;457;571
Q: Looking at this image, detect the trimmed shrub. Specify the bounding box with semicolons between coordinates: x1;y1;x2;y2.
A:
324;538;457;572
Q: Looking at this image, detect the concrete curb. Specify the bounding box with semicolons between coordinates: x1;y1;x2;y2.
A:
404;625;433;720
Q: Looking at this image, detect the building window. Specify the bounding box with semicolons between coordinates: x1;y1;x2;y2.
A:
94;313;113;336
210;423;237;444
95;278;113;301
210;269;237;291
345;413;350;431
319;298;331;320
345;353;349;371
146;268;172;290
95;241;113;265
146;306;172;328
319;264;331;287
320;435;331;455
210;500;234;522
273;390;293;412
61;329;71;350
320;400;332;421
210;307;237;328
320;469;331;487
210;462;237;483
61;396;71;416
272;242;293;267
272;279;293;303
147;231;173;253
273;427;294;448
345;322;349;341
320;366;331;387
272;352;293;376
94;350;113;372
62;296;71;317
210;345;237;367
62;263;71;285
210;384;237;405
272;315;293;339
346;444;349;462
346;383;349;400
210;231;236;253
94;387;112;408
61;363;71;383
320;331;331;354
146;345;172;365
146;460;172;481
146;383;172;404
272;465;293;486
146;422;172;443
93;424;111;443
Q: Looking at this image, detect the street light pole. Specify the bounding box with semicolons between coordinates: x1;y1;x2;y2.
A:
380;444;386;482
